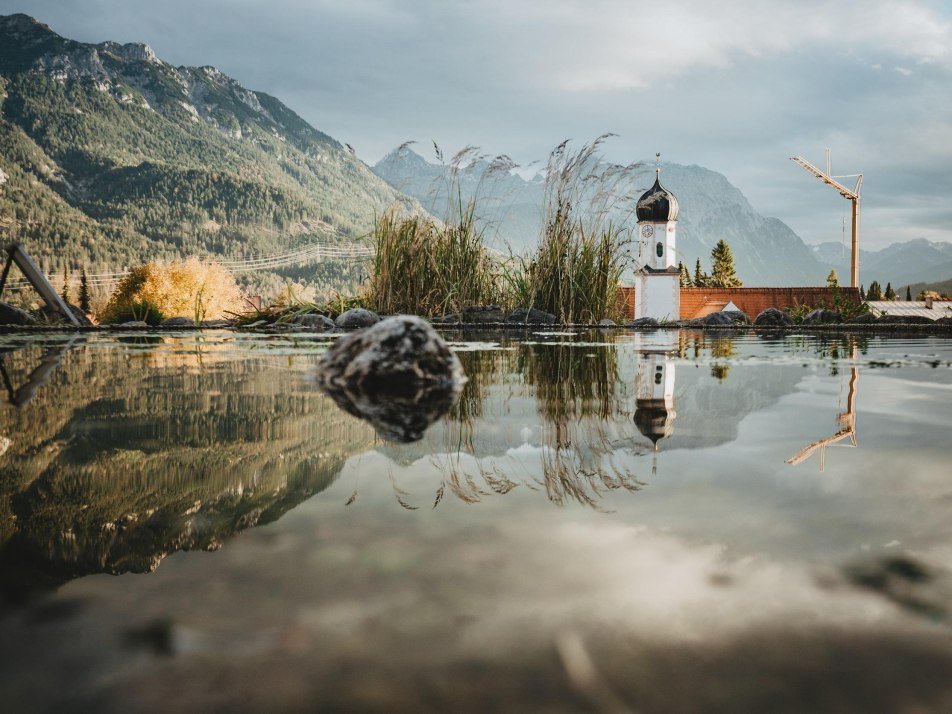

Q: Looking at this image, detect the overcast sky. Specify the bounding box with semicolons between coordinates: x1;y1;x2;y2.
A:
3;0;950;249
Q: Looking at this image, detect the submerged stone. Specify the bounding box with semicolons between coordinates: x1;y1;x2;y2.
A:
0;301;38;326
160;317;196;327
628;317;660;328
802;309;842;324
335;308;380;329
506;308;556;325
753;307;793;327
292;313;336;330
464;305;506;323
316;315;465;442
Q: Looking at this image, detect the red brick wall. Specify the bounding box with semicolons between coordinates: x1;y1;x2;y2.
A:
615;286;861;320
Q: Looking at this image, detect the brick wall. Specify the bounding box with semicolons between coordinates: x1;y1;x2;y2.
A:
615;286;861;320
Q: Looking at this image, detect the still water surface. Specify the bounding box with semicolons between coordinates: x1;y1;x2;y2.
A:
1;330;951;713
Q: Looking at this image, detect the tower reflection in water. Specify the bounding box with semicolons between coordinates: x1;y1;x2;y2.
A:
632;332;679;472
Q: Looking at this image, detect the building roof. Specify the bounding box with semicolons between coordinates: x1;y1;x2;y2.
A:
867;301;952;320
636;170;679;223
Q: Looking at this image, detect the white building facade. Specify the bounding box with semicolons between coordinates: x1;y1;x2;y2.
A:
634;168;681;321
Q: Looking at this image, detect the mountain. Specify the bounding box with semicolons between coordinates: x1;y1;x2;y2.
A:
813;238;952;290
374;146;829;286
0;14;411;298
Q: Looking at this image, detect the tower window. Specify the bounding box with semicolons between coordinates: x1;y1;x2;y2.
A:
656;242;664;258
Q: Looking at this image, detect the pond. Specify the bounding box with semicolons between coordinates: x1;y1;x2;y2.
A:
1;329;951;713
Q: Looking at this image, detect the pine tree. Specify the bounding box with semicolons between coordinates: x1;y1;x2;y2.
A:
693;258;708;288
884;282;896;300
678;261;693;287
859;284;866;301
905;285;912;301
867;281;882;301
709;240;742;288
79;267;91;314
60;265;71;304
826;269;839;288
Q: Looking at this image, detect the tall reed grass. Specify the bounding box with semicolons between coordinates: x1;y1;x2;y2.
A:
515;135;637;323
367;205;502;316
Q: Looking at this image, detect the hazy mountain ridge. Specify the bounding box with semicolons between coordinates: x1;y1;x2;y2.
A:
0;14;410;296
374;147;829;286
812;238;952;290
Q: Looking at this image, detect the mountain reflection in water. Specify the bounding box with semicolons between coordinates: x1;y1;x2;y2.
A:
0;330;871;600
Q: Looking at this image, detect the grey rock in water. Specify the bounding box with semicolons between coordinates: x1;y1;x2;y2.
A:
597;318;617;327
628;317;660;328
316;315;465;442
335;308;380;329
119;320;150;328
463;305;506;323
0;301;38;326
845;312;877;324
753;307;793;327
292;313;336;330
877;314;934;325
721;310;750;324
802;309;842;325
934;316;952;326
431;313;462;325
39;302;93;326
506;307;556;325
200;319;233;328
693;311;736;327
160;317;196;327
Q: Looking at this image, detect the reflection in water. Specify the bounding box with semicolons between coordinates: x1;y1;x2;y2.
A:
787;343;860;470
0;330;877;600
0;337;375;603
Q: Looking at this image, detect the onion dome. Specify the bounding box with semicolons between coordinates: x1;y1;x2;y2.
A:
636;169;679;222
634;400;676;445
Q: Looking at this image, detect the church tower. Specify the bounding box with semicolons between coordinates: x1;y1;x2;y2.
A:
634;160;680;321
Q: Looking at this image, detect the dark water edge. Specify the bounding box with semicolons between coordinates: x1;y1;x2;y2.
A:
1;330;951;713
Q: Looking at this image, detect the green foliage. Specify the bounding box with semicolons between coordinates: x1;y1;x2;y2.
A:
708;240;742;288
693;258;709;288
78;268;91;313
905;285;912;301
827;269;839;288
867;281;883;301
60;264;70;303
884;282;896;300
678;261;693;287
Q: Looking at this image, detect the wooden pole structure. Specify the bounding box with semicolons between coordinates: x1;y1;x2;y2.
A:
790;155;863;288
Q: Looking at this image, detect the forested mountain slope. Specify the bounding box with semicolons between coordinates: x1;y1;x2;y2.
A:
0;14;410;297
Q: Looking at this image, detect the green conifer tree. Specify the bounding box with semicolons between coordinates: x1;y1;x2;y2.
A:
859;284;866;301
709;240;742;288
905;285;912;301
693;258;708;288
60;265;71;304
678;261;693;287
79;267;91;314
866;281;883;301
826;269;839;288
884;282;896;300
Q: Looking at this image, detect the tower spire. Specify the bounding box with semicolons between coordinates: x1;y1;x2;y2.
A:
656;152;661;177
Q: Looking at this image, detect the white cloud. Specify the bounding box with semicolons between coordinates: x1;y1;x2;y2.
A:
895;66;914;75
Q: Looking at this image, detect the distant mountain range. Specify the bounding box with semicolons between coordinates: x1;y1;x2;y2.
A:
374;146;952;288
812;238;952;291
0;13;412;297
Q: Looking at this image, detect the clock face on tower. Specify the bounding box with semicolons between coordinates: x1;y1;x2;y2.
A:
641;224;654;238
